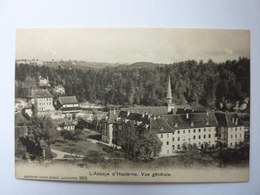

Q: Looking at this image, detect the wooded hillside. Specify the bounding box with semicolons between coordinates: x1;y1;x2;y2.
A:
15;58;250;111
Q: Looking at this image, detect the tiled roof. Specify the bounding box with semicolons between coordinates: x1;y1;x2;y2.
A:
215;112;244;127
31;89;53;98
59;96;79;105
121;106;168;115
176;108;205;114
150;112;218;133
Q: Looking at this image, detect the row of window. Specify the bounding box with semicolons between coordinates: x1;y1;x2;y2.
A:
165;141;213;151
37;98;52;101
161;128;216;138
38;102;52;106
170;134;215;142
161;133;216;139
230;134;243;139
230;127;243;131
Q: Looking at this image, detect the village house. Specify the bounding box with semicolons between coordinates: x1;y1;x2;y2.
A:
54;119;77;131
215;112;245;148
56;96;81;119
30;89;55;112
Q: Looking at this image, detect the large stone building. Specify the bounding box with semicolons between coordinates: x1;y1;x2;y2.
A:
150;112;218;156
215;112;245;148
30;89;54;112
99;77;247;157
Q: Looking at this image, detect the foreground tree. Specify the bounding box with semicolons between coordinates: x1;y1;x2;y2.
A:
117;122;162;161
20;115;59;161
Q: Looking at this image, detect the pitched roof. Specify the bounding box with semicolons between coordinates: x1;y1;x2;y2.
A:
31;89;53;98
59;96;79;105
215;112;244;127
150;112;218;133
176;108;205;114
121;106;168;115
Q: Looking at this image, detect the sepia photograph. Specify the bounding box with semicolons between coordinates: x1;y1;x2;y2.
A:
15;28;250;183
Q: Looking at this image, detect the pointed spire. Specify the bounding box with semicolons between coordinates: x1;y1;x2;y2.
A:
166;76;173;104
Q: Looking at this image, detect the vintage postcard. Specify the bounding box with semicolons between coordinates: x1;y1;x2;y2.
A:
15;28;250;183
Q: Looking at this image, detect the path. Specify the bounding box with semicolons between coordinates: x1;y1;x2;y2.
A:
51;149;84;160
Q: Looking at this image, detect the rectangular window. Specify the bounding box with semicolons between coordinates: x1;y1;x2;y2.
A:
199;129;201;132
193;136;196;140
231;135;233;139
204;135;206;139
198;135;201;139
161;134;163;138
178;131;180;134
172;138;174;142
177;144;180;149
167;134;169;138
166;141;169;145
204;128;206;132
172;145;175;150
183;130;185;134
178;137;180;141
209;134;211;138
194;129;196;133
188;130;190;133
235;128;237;131
235;134;237;138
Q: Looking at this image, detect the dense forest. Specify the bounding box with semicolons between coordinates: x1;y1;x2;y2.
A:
15;57;250;111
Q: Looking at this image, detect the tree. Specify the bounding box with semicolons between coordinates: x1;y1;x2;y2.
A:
117;122;162;161
20;115;59;160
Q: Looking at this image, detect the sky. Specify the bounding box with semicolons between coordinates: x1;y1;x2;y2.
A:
16;28;250;64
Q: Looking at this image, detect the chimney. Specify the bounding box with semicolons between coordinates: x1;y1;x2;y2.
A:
186;113;189;119
232;118;235;123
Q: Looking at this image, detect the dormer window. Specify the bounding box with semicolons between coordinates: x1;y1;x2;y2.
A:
191;122;194;126
174;123;178;127
205;120;209;125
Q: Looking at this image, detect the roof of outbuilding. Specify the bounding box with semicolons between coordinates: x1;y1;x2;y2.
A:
59;96;79;105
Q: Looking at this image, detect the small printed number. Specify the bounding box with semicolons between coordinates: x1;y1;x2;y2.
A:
79;176;88;180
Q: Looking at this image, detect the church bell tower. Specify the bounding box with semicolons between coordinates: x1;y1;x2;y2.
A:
167;76;175;112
